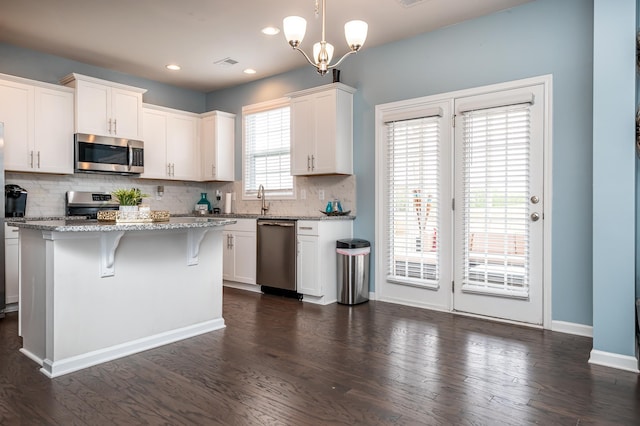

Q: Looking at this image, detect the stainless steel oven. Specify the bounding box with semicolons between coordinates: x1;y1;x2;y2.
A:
75;133;144;175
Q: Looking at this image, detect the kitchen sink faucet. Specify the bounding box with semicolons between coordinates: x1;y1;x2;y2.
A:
257;184;270;215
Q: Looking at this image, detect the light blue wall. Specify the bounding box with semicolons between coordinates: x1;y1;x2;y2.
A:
207;0;595;326
593;0;636;356
0;43;206;113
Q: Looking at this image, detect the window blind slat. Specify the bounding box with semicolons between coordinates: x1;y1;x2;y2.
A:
243;103;293;197
386;116;441;288
461;104;531;295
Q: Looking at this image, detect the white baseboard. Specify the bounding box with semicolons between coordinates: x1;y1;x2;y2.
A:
3;303;18;313
39;318;226;378
223;281;261;293
19;348;44;366
589;349;639;373
551;320;593;337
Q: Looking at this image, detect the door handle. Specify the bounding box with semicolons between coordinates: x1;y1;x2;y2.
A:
530;212;540;222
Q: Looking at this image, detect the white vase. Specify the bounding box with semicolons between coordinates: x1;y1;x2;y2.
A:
118;205;139;221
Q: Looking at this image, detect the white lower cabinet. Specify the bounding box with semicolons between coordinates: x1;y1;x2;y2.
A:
223;219;257;285
297;220;353;304
5;224;19;306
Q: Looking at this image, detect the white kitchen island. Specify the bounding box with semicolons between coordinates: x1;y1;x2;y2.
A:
8;217;235;378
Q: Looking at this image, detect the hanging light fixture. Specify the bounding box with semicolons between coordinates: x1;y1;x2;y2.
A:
283;0;368;76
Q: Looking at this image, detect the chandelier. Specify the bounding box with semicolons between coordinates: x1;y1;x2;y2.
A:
283;0;368;76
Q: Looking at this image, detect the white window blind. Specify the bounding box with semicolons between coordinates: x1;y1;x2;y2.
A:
243;100;293;198
461;103;531;298
386;115;441;288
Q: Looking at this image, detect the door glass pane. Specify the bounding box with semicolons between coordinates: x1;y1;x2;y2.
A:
386;117;441;288
461;104;530;297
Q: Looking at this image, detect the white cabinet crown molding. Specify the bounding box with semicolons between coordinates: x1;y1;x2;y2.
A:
59;73;147;94
287;82;356;98
142;102;201;118
0;72;74;93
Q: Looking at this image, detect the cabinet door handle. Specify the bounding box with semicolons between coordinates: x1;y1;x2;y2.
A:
167;163;171;176
229;234;234;249
307;155;310;171
37;151;41;168
211;165;215;176
108;118;112;134
172;163;175;176
114;119;117;135
30;150;34;168
311;155;315;171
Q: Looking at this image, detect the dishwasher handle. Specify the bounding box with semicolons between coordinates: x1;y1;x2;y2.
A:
258;221;296;227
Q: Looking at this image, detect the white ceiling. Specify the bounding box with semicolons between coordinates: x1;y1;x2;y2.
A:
0;0;533;93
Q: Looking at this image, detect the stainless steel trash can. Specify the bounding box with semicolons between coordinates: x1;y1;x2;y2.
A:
336;239;370;305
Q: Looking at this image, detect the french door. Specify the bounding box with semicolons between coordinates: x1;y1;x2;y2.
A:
453;84;545;325
377;79;548;326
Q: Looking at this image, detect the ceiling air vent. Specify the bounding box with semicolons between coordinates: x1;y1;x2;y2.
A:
214;57;239;67
396;0;428;7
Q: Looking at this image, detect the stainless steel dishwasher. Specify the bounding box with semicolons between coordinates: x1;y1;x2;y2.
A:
256;219;300;298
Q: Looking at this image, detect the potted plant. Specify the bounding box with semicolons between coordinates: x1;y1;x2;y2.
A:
112;188;148;212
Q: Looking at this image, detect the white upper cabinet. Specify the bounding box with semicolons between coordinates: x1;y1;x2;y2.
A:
60;73;146;140
0;74;74;174
141;104;200;181
290;83;355;176
200;111;236;182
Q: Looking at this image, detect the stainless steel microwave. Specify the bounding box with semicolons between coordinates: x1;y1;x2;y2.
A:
74;133;144;175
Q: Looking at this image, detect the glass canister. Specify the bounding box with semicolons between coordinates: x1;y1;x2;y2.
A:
197;192;212;214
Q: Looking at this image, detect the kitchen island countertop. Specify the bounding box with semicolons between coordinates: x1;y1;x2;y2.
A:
7;217;236;232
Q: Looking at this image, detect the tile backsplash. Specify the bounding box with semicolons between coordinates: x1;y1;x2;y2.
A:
5;172;356;218
210;175;356;216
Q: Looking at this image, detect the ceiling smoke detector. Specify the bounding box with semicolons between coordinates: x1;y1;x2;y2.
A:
214;57;239;68
397;0;428;8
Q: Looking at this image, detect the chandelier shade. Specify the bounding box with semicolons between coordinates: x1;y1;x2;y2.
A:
283;16;306;47
282;0;368;75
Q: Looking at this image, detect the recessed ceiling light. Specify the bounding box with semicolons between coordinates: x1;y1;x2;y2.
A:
261;26;280;36
244;68;257;75
166;64;181;71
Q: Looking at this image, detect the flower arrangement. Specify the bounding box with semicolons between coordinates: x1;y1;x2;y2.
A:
112;188;149;206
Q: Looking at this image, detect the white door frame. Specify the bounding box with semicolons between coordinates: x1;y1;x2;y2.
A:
374;75;553;329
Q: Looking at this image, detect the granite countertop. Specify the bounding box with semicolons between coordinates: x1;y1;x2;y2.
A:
175;213;356;221
6;217;237;232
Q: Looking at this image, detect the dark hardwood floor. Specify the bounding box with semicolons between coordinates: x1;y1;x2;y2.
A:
1;287;639;425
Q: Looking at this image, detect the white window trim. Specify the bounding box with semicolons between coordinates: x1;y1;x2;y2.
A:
241;97;296;201
374;74;553;329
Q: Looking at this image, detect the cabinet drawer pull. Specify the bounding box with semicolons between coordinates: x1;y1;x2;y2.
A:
299;226;313;230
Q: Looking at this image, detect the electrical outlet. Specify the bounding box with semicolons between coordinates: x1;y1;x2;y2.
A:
319;189;325;200
300;189;306;200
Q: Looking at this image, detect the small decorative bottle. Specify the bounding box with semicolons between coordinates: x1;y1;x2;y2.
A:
197;193;212;214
